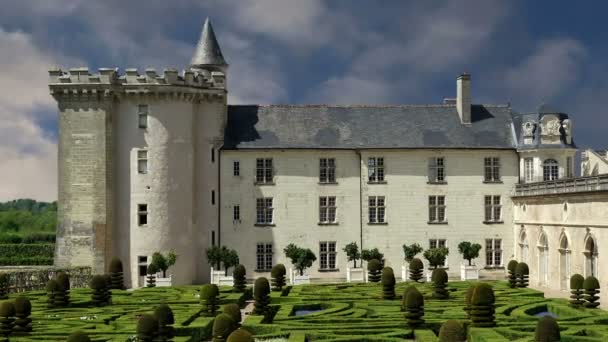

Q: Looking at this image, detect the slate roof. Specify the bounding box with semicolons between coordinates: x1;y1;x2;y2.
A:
511;104;576;149
223;104;516;149
190;18;227;67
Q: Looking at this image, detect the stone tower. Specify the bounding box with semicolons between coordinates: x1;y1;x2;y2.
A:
50;18;228;286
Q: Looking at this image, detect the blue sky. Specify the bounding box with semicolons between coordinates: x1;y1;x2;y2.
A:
0;0;606;201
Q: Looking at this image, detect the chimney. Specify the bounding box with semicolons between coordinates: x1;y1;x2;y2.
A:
456;73;471;124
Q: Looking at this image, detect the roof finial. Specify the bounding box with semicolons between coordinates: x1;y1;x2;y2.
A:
190;17;227;69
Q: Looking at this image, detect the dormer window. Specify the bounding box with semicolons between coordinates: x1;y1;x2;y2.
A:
543;159;559;181
138;105;148;129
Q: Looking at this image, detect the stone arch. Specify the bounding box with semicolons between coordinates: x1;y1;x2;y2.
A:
519;227;529;263
538;229;549;286
558;231;571;290
584;232;598;278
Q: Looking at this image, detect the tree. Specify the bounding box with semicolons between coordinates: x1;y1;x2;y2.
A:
403;243;423;264
409;258;424;282
154;304;175;342
343;242;361;268
507;260;518;288
146;264;158;288
381;267;395;299
367;259;382;282
13;296;32;333
570;274;584;307
431;268;449;299
470;283;495;327
271;264;287;291
457;242;481;266
206;246;223;270
253;277;271;314
233;265;246;293
423;247;449;269
535;316;560;342
137;314;159;342
403;286;424;328
283;244;316;276
515;262;529;288
438;320;466;342
200;284;220;316
151;251;177;278
109;258;125;290
361;248;384;263
583;276;600;308
221;247;240;276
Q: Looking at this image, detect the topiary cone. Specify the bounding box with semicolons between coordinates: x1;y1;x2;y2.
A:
470;283;495;327
45;279;60;309
381;267;395;299
109;258;125;290
409;258;424;282
438;320;466;342
570;274;585;307
89;275;107;307
0;301;15;338
137;314;159;342
507;260;518;288
227;328;254;342
367;259;382;283
534;316;560;342
403;286;424;327
253;277;270;314
515;262;529;288
154;303;175;341
223;303;242;324
233;265;247;293
431;268;449;299
67;331;91;342
463;286;475;319
200;284;219;316
583;276;600;308
212;313;236;342
270;264;287;291
13;296;32;332
55;272;70;307
0;274;8;300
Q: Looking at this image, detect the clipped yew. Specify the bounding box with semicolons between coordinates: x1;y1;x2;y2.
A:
13;296;32;332
0;275;8;300
137;314;159;342
569;274;585;307
55;271;70;307
367;259;382;282
515;262;529;288
507;260;518;288
401;286;415;312
534;316;560;342
223;303;242;324
583;276;600;308
270;264;287;291
212;313;236;342
381;267;396;299
147;264;158;288
233;265;247;293
109;258;125;290
432;268;449;299
227;328;254;342
403;286;424;327
470;283;495;327
201;284;220;316
463;286;474;319
67;331;91;342
254;277;271;314
103;274;112;305
154;304;175;342
438;320;466;342
90;275;107;306
45;279;60;308
409;258;424;282
0;301;15;339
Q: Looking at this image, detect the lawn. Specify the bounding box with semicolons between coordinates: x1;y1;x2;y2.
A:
5;280;608;341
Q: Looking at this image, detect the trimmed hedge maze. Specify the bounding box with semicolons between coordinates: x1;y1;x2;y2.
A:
3;281;608;341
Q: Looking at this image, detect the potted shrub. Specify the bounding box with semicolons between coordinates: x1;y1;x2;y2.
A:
423;247;449;282
216;247;239;287
206;246;225;284
283;244;316;284
402;243;423;281
343;242;364;282
151;251;177;286
361;248;384;265
458;241;481;280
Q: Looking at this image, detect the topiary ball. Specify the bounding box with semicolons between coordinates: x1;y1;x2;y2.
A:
254;277;270;299
227;328;254;342
534;316;560;342
109;258;123;273
137;314;159;335
515;262;529;276
367;259;382;272
153;304;174;326
507;260;518;273
67;331;92;342
90;275;106;290
583;276;600;290
471;283;495;306
381;267;395;285
13;297;31;317
233;265;246;278
201;284;219;300
46;279;60;293
212;313;236;340
432;268;448;284
409;258;423;270
401;286;416;310
223;303;242;324
438;320;466;342
56;272;70;291
0;301;14;317
570;274;584;289
271;264;286;278
405;287;423;307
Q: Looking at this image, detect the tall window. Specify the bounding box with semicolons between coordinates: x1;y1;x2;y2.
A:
543;159;559;181
485;239;502;267
137;204;148;226
211;148;215;162
368;157;385;182
256;158;273;183
138;256;148;277
428;157;445;183
233;161;240;176
368;196;385;223
428;196;446;223
319;158;336;183
319;196;337;223
484;157;500;182
211;190;215;205
320;241;337;270
524;158;534;183
256;198;273;224
233;205;240;221
484;195;502;222
429;239;447;267
256;243;273;271
137;150;148;174
138;104;148;129
566;156;573;178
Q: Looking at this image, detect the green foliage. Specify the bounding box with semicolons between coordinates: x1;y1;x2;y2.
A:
438;320;466;342
54;271;70;307
13;296;32;332
0;301;15;338
0;199;57;234
515;262;530;288
463;286;474;319
409;258;424;282
432;268;449;299
381;267;395;299
0;256;53;266
470;283;495;327
233;264;247;293
403;286;424;327
227;328;254;342
361;248;383;262
0;243;54;266
151;251;177;278
423;247;449;269
0;274;7;300
212;313;237;342
271;264;286;291
45;279;60;308
583;276;600;308
535;316;560;342
367;259;382;282
206;246;223;269
200;284;220;316
457;242;481;266
343;242;361;268
154;304;175;342
137;314;159;342
146;264;158;288
402;243;423;263
283;244;317;276
221;247;240;276
109;258;124;290
254;277;271;314
507;260;518;288
66;331;91;342
89;275;107;306
223;303;242;324
570;274;585;307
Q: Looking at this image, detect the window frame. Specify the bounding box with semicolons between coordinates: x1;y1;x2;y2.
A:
484;195;502;223
137;104;148;129
368;196;386;224
483;157;501;182
137;204;148;226
138;255;148;277
256;243;273;272
524;157;534;183
233;205;240;221
367;157;385;183
428;157;446;183
428;195;447;223
319;158;337;183
319;196;337;224
319;241;337;271
137;149;148;174
233;161;240;176
255;158;274;184
255;197;274;225
566;156;573;178
485;238;503;268
543;159;559;181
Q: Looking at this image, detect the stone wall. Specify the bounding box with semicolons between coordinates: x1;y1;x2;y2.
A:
0;266;92;293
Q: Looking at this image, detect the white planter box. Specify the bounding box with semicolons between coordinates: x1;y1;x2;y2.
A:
460;264;479;280
289;268;311;285
156;275;172;287
401;265;409;281
346;267;365;283
218;275;234;286
210;268;225;285
426;270;433;282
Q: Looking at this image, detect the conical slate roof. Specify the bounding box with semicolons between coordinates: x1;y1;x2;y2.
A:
190;18;227;68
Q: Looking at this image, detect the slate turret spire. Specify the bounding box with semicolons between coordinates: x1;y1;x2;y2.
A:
190;18;228;70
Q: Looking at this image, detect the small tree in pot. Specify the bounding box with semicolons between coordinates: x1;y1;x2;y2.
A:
283;244;317;276
423;247;449;269
151;251;177;278
457;242;481;266
343;242;361;268
361;248;384;265
206;246;223;271
403;243;423;264
221;247;240;276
